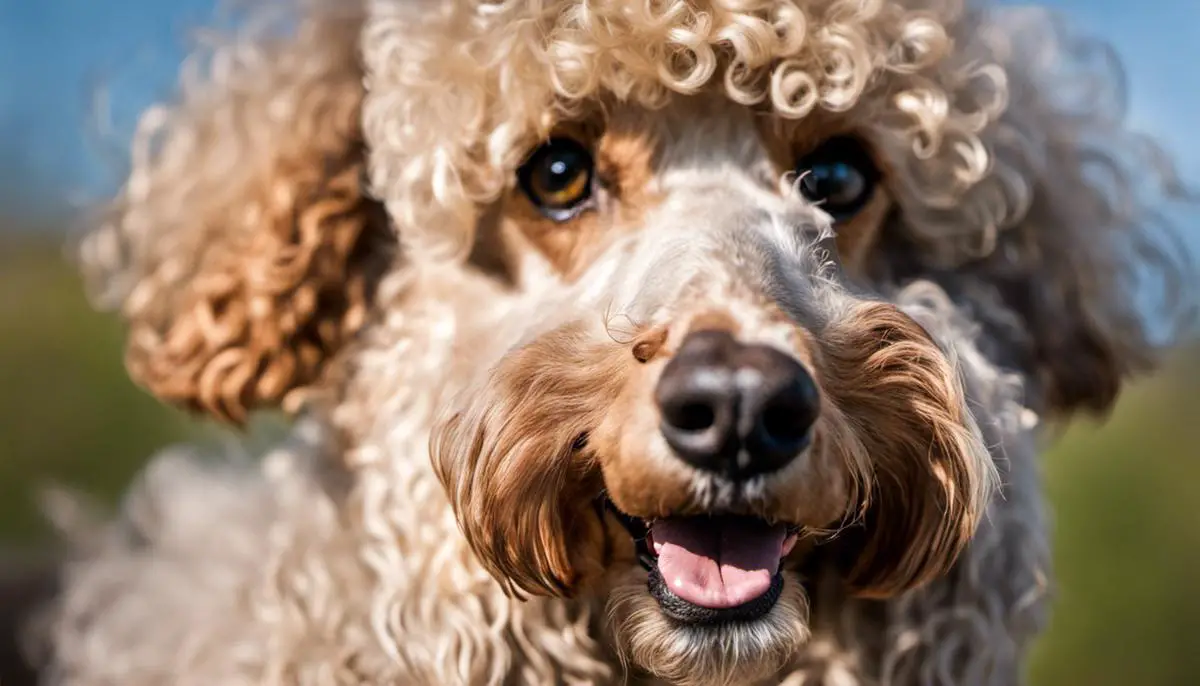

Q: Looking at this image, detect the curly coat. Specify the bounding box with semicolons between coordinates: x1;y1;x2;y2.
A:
9;0;1193;684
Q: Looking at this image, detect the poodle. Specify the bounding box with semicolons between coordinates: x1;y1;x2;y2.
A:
4;0;1193;684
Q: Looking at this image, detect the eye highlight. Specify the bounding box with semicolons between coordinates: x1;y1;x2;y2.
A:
518;137;596;221
795;136;880;221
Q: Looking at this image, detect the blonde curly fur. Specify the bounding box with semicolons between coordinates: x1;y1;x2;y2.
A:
10;0;1195;684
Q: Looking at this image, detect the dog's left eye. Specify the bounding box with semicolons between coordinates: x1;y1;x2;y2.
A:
518;137;595;220
795;136;880;221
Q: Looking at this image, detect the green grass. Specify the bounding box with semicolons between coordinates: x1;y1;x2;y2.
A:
1028;355;1200;686
1;233;1197;683
0;236;191;541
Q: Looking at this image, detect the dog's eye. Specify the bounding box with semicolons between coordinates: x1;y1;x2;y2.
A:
518;137;595;220
795;136;880;221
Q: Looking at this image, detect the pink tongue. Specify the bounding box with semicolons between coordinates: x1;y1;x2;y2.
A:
650;517;788;609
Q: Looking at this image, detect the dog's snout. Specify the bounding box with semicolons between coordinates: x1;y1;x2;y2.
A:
654;330;819;480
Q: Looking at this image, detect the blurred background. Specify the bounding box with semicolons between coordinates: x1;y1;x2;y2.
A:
0;0;1197;684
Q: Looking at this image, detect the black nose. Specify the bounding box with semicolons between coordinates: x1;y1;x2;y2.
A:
654;330;819;480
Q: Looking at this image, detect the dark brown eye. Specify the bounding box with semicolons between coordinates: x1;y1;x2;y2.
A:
518;137;595;221
795;136;880;221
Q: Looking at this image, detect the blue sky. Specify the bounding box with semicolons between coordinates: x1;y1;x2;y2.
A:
0;0;1197;215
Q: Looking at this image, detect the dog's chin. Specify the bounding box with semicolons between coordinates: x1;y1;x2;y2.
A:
603;504;812;685
607;569;811;686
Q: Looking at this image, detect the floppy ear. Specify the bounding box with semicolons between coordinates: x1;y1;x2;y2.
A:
986;10;1194;417
430;323;629;599
945;104;1185;416
76;2;392;423
820;303;996;598
875;8;1194;418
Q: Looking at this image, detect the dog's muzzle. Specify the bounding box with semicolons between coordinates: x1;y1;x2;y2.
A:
599;329;816;625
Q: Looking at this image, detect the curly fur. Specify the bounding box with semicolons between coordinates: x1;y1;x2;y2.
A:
9;0;1195;684
77;3;392;423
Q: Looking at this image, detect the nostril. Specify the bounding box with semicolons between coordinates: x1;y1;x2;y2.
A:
738;350;821;474
657;368;738;471
668;401;717;433
759;381;818;447
759;401;810;446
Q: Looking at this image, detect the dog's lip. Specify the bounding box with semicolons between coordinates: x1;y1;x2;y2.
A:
647;564;786;625
601;499;656;570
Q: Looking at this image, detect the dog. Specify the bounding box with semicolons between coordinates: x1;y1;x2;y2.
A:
6;0;1192;684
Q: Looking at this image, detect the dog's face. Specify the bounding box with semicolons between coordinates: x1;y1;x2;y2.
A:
431;97;994;684
80;0;1188;682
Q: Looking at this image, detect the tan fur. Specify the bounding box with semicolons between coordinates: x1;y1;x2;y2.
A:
833;189;893;273
17;0;1193;685
608;572;813;686
77;3;392;423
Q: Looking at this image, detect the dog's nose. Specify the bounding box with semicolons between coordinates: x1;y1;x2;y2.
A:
654;330;819;480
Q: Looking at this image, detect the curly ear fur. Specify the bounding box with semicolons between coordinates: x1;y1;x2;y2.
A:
820;303;996;598
431;323;630;599
76;1;392;423
877;7;1195;417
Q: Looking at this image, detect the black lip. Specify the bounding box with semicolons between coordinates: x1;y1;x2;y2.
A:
648;567;784;625
602;498;790;624
603;499;655;571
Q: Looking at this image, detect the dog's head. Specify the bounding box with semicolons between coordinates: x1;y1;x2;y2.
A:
78;0;1192;682
428;97;995;682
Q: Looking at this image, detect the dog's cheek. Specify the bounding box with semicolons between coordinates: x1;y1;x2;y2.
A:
564;501;636;587
760;434;855;530
593;400;697;520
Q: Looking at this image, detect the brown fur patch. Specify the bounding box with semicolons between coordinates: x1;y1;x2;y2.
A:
595;122;661;209
684;309;742;337
431;322;637;597
833;187;893;274
501;112;663;279
501;194;611;280
123;150;392;424
631;327;669;363
591;355;701;520
90;10;392;424
759;110;850;176
814;302;991;597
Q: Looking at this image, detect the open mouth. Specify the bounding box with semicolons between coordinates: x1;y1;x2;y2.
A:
604;500;800;625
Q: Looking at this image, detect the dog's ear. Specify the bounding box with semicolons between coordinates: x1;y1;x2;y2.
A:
431;323;628;599
878;8;1194;418
820;303;995;598
988;10;1194;418
947;116;1184;417
76;4;392;423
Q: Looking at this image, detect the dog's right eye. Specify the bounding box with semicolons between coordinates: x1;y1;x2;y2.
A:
518;137;596;221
